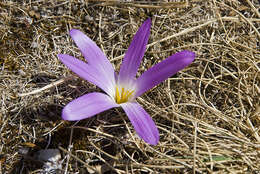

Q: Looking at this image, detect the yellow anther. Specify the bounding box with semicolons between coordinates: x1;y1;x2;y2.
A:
125;90;134;99
115;86;120;103
115;86;134;104
121;88;125;101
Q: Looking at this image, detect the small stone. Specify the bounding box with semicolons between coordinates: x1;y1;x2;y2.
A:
32;6;38;11
18;69;26;76
34;149;61;162
31;41;38;48
34;149;62;172
57;7;63;15
85;15;93;21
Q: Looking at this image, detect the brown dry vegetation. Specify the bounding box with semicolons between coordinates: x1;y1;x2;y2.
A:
0;0;260;173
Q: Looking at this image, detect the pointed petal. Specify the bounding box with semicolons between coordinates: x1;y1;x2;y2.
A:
121;102;159;145
58;54;115;94
135;50;195;97
70;29;115;87
118;18;151;85
62;92;118;121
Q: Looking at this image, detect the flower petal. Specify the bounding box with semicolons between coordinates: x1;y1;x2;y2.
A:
121;102;159;145
118;18;151;85
62;92;118;121
58;54;115;94
135;50;195;97
70;29;115;88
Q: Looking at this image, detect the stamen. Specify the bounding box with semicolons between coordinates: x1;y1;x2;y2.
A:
120;88;125;102
125;90;134;99
115;86;134;104
115;86;120;103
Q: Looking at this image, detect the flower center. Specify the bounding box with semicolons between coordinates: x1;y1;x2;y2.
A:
115;86;134;104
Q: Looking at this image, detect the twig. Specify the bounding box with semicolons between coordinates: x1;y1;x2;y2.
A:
245;0;260;18
111;16;256;62
219;2;260;39
18;75;74;97
97;1;188;9
193;122;198;174
59;146;97;172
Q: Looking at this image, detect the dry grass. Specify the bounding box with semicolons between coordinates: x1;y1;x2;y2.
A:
1;0;260;173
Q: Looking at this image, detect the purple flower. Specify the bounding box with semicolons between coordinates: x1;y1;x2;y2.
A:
58;19;195;145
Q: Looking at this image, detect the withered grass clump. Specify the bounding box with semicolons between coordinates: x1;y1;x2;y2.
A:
1;0;259;173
